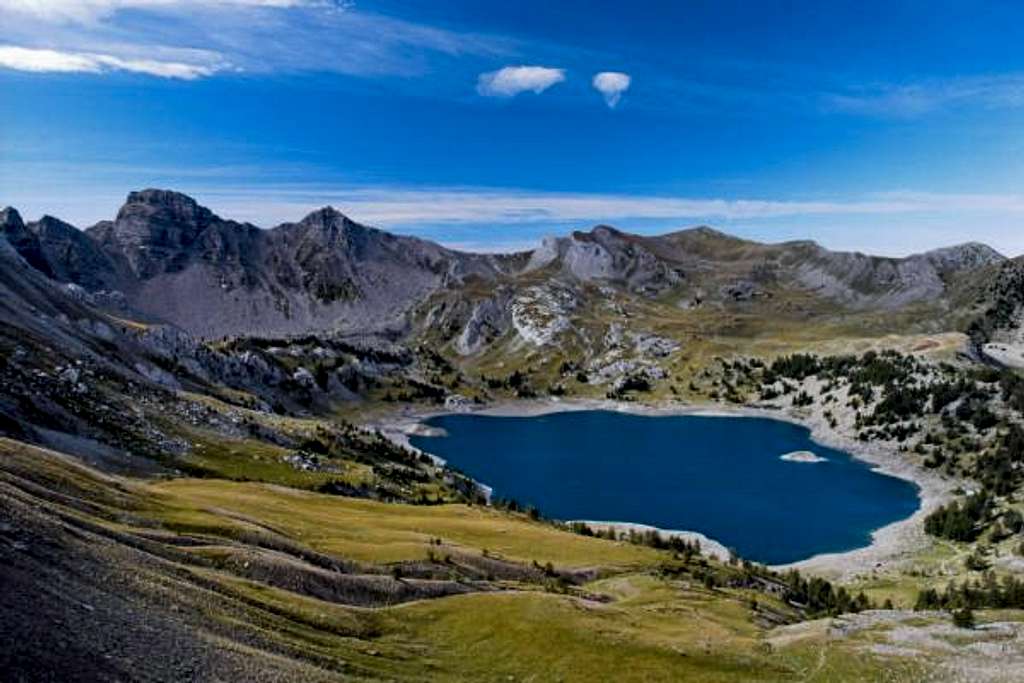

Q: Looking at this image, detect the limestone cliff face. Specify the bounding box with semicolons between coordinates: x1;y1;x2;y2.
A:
527;226;684;295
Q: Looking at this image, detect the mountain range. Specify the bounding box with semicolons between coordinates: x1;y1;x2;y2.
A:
0;189;1014;348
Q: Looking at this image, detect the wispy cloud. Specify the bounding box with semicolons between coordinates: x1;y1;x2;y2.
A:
592;71;630;108
0;1;329;23
0;0;511;80
0;44;219;78
7;166;1024;255
186;186;1024;257
823;73;1024;117
8;154;1024;229
477;65;565;97
173;185;1024;228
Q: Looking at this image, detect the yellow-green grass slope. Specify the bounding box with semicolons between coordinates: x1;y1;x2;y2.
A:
1;436;983;681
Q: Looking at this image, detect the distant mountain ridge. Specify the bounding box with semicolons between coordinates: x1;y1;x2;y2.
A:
0;189;1008;343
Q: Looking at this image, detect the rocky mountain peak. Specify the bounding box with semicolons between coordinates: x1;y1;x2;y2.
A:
671;226;742;241
1;206;53;276
33;214;78;235
26;214;123;291
524;223;683;293
301;205;347;223
119;189;213;224
659;226;760;256
286;206;377;253
112;188;217;246
921;242;1005;273
295;206;361;234
687;226;729;238
1;206;25;231
587;225;626;239
102;189;223;278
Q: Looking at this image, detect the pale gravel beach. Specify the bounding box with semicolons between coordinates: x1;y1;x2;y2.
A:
371;396;963;580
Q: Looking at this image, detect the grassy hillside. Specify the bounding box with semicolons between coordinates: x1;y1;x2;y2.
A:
152;478;662;568
2;436;976;681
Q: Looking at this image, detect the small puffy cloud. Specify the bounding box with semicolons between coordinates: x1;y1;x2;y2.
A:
477;65;565;97
592;71;631;108
0;45;219;78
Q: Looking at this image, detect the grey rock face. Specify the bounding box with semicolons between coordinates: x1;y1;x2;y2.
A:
456;295;512;355
922;242;1005;274
2;206;53;277
791;241;1005;310
721;280;767;302
511;285;577;345
265;205;484;337
91;189;223;279
28;216;125;291
533;226;684;295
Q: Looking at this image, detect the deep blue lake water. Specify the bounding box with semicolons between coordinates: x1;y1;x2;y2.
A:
408;410;920;564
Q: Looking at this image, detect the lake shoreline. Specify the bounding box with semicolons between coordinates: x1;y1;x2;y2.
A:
372;396;960;581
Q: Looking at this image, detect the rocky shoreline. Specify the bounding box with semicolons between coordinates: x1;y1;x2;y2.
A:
371;396;962;581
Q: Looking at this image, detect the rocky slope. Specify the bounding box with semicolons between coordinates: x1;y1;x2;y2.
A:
965;256;1024;367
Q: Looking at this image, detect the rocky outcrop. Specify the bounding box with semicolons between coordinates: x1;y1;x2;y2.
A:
925;242;1005;274
456;295;512;355
1;207;53;277
721;280;769;302
87;189;230;279
965;257;1024;363
529;226;684;295
28;216;125;291
511;285;577;346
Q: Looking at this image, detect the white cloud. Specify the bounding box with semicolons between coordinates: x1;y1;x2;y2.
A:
592;71;630;108
0;45;97;72
0;45;219;78
0;0;321;23
477;65;565;97
0;1;508;79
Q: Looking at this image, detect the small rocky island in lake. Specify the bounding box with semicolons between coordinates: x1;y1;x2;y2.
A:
780;450;828;463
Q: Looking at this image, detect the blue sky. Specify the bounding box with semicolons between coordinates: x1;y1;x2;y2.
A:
2;1;1024;255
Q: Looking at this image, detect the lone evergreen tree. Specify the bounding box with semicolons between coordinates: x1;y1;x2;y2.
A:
952;606;975;630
